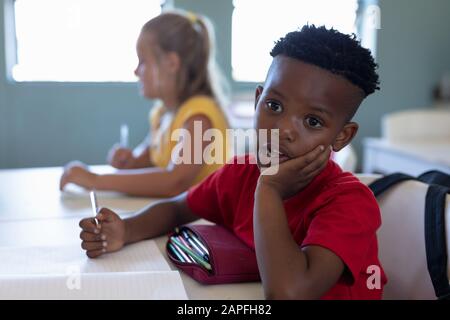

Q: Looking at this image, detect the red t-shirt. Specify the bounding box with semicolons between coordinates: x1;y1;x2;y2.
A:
187;155;387;299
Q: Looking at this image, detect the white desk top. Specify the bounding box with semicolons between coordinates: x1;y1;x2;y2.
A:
0;166;153;222
0;166;264;299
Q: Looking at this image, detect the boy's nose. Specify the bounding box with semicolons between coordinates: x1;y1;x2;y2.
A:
277;117;298;143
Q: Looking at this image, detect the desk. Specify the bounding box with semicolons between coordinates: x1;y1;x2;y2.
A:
0;166;152;221
0;166;264;299
363;138;450;175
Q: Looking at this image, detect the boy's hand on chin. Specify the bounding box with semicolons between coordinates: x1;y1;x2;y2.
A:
258;145;331;199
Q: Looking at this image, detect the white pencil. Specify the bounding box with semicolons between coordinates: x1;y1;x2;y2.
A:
120;124;129;148
89;190;100;227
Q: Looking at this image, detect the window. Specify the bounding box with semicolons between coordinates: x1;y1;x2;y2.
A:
12;0;162;82
232;0;359;82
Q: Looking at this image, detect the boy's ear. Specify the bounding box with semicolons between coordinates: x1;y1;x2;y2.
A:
332;122;359;152
255;85;264;110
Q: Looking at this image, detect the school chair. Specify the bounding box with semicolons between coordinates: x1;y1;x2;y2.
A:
333;144;357;172
382;109;450;143
356;174;450;300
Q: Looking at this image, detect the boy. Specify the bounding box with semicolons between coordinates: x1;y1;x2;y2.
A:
79;25;387;299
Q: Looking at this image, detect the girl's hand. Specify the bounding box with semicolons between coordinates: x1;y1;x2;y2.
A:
257;145;331;199
59;161;97;190
79;208;126;258
107;144;136;169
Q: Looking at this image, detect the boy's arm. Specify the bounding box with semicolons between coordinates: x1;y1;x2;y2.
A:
254;145;344;300
124;192;199;244
80;192;199;258
254;184;344;300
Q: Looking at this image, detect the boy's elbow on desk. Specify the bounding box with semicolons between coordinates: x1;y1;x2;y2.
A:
264;286;317;300
265;286;299;300
263;277;320;300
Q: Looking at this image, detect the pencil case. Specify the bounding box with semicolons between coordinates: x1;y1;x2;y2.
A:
166;224;260;284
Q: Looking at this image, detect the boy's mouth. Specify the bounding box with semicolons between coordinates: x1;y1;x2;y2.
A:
265;144;292;164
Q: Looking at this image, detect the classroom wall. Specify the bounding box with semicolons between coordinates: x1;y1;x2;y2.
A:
1;0;450;169
173;0;233;85
0;1;152;169
0;84;152;169
353;0;450;166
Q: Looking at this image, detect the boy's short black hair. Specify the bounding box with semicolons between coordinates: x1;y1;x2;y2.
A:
270;25;380;96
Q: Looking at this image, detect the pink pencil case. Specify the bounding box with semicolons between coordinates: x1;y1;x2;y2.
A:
166;224;260;284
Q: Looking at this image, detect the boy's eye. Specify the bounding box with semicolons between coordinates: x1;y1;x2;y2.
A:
306;116;323;128
266;101;283;114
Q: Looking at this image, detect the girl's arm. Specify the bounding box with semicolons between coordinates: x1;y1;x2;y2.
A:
95;114;212;197
95;162;199;197
131;133;154;168
107;133;153;169
61;115;213;197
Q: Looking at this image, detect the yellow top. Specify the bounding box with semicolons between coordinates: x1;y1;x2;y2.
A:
149;95;230;186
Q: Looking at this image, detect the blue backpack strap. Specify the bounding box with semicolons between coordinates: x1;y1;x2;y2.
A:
368;173;416;197
418;170;450;188
424;184;450;300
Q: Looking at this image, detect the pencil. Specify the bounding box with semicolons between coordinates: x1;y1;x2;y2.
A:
186;229;209;254
170;239;194;263
120;124;129;148
168;243;185;263
181;231;209;262
170;237;212;270
89;190;100;227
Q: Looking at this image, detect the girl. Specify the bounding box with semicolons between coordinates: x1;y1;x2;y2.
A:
60;11;230;197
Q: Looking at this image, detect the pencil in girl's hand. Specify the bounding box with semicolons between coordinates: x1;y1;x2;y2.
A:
120;124;129;148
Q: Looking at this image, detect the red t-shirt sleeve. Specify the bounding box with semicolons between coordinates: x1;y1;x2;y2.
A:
186;165;226;225
301;184;381;284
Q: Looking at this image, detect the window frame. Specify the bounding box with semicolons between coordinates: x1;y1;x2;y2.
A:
3;0;377;88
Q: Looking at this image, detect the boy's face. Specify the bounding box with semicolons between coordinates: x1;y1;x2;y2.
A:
255;55;364;168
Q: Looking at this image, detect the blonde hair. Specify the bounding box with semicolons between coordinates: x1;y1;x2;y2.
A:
141;11;229;109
